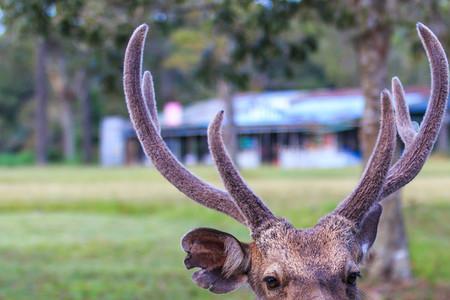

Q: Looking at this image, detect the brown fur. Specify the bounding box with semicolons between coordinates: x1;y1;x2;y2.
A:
123;22;449;299
247;216;360;299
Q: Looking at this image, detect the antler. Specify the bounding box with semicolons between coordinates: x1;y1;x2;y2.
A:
208;111;277;230
391;77;416;145
380;23;449;199
142;71;160;134
125;23;447;230
335;91;396;222
123;24;246;225
336;23;449;223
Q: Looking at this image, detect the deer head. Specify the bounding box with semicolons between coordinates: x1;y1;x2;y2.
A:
123;23;448;299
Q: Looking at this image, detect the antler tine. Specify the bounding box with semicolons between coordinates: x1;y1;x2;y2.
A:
208;111;277;231
123;24;247;225
392;77;417;145
142;70;160;134
380;23;449;199
335;90;396;223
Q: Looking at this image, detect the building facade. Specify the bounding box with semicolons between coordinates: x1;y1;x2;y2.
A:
100;87;449;168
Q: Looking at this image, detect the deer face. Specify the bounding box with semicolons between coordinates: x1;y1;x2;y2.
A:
182;210;382;299
123;23;448;299
249;218;361;300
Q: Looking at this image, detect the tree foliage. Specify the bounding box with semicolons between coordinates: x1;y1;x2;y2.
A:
0;0;448;159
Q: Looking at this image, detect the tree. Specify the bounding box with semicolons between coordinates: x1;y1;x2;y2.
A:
75;68;93;163
47;48;76;161
0;0;88;163
0;31;34;154
34;38;50;164
1;0;55;164
0;0;170;162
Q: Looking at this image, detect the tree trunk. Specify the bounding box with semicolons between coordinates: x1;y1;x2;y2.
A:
75;69;93;163
49;51;76;162
60;96;75;162
218;79;238;165
354;8;412;282
355;30;391;163
34;38;49;165
368;190;412;280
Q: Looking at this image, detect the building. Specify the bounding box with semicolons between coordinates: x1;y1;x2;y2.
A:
100;87;449;168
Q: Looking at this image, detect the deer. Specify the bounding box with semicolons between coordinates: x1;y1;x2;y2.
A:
123;22;448;300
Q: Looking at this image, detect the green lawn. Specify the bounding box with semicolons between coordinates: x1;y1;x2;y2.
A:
0;159;449;299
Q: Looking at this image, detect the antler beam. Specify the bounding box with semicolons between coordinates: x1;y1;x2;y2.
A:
123;24;247;225
208;111;277;230
380;23;449;199
142;71;160;134
336;23;449;223
335;91;396;222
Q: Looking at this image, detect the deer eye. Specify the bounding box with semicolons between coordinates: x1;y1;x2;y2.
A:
346;271;361;285
263;276;280;290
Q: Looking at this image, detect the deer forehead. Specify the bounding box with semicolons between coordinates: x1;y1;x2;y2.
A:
252;219;357;275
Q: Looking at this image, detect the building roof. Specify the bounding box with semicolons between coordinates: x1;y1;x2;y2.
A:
158;87;444;135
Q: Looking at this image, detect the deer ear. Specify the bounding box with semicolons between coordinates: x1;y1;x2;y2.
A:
357;203;382;257
181;227;250;294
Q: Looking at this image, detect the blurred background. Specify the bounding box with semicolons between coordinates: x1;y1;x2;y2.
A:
0;0;449;299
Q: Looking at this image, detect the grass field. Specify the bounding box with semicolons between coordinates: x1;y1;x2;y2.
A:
0;159;449;299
